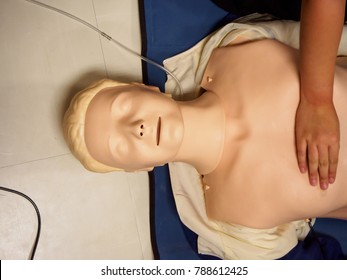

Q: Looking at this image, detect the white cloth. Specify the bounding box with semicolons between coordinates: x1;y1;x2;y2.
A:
164;15;347;101
169;162;311;260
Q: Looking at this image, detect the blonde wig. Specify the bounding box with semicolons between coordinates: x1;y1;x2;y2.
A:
63;79;128;172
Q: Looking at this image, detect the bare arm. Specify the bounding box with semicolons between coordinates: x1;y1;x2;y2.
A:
296;0;345;189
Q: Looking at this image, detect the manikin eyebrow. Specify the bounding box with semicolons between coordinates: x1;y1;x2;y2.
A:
109;94;119;116
106;95;117;158
107;93;124;153
107;96;126;162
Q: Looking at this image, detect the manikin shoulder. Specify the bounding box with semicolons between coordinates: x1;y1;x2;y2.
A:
201;38;347;228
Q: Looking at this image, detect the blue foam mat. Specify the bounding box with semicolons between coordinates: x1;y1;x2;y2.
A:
139;0;347;259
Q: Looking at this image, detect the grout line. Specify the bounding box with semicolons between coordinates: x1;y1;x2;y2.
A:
0;153;71;169
126;173;147;259
91;0;109;78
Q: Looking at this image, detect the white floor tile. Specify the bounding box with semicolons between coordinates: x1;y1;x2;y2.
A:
0;0;107;167
126;172;154;259
0;0;152;259
92;0;143;82
0;154;151;259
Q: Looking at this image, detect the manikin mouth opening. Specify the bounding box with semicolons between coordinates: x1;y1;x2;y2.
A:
156;117;161;146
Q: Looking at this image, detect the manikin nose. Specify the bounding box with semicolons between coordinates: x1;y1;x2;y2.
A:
139;124;144;137
129;120;147;139
132;122;144;138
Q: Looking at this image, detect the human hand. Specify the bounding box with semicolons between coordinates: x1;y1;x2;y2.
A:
295;99;340;190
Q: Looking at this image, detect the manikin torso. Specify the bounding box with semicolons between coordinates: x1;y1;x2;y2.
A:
199;39;347;229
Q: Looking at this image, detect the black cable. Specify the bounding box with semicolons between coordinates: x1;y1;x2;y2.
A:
0;186;42;260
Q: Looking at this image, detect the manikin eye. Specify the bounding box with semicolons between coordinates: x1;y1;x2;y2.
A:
117;140;129;155
115;96;132;117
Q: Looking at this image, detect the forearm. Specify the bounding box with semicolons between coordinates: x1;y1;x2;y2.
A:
300;0;346;104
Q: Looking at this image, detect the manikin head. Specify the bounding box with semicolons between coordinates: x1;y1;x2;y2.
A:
63;79;184;172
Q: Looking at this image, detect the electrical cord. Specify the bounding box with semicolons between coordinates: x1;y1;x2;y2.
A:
24;0;184;97
0;186;41;260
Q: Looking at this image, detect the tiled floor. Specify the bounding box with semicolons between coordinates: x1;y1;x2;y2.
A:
0;0;153;259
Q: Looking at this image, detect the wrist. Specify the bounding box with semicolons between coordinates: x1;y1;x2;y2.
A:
300;86;334;106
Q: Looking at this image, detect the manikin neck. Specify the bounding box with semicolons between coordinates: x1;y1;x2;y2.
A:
173;91;226;175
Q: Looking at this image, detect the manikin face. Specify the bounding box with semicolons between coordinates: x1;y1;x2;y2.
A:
84;84;184;171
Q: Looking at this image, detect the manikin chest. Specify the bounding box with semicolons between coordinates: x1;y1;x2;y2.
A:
200;39;305;227
197;39;347;228
201;39;302;175
201;39;301;124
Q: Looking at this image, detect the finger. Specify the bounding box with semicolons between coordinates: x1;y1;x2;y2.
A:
296;138;307;173
307;144;319;186
328;145;339;184
317;145;329;190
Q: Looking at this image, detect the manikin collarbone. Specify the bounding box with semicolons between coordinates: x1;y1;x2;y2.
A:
200;39;304;228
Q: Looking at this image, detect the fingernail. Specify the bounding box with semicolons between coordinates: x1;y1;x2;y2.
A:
310;178;317;186
299;165;306;173
320;182;328;190
329;177;335;184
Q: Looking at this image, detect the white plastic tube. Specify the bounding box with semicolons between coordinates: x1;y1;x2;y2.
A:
24;0;184;96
